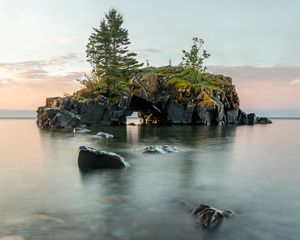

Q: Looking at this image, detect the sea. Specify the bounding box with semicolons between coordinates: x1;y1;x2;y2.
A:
0;113;299;239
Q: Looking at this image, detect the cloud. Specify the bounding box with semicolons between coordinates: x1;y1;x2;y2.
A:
0;53;86;83
53;35;88;45
207;65;300;109
0;71;84;109
289;79;300;85
0;53;89;109
207;66;300;85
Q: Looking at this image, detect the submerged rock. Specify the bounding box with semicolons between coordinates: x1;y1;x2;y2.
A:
95;132;114;139
75;127;91;133
143;145;182;154
257;117;272;124
190;204;234;230
78;146;129;169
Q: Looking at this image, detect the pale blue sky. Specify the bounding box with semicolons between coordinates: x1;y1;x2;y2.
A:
1;0;299;67
1;0;300;110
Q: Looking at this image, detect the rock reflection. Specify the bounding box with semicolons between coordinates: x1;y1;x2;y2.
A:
126;125;141;145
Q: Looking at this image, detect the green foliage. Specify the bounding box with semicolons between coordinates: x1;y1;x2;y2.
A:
182;37;210;80
73;11;232;103
85;8;142;97
168;79;191;89
74;73;129;103
139;66;233;96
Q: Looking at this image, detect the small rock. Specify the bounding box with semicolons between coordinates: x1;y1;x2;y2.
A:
190;204;234;230
95;132;114;139
162;145;181;153
143;145;182;154
78;146;129;169
257;117;272;124
143;145;164;154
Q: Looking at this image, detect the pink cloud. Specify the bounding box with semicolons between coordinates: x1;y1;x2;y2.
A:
1;62;300;110
208;66;300;110
0;54;87;109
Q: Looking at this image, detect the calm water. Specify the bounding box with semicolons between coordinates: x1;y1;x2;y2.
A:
0;119;299;240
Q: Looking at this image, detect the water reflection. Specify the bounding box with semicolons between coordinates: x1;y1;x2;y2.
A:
126;125;140;145
1;119;300;239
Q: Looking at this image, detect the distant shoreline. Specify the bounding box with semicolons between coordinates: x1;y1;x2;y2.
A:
0;116;36;119
270;117;300;120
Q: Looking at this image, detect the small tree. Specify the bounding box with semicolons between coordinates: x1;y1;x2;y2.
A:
86;8;142;97
182;37;210;73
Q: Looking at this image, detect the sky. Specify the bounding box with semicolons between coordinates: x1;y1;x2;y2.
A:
0;0;300;112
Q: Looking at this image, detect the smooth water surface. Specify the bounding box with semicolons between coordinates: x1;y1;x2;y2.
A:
0;119;299;240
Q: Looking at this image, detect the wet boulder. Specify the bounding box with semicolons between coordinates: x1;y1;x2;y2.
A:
95;132;114;139
78;146;129;169
143;145;182;154
190;204;234;230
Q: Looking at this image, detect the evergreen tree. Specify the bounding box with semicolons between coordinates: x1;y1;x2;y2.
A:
86;8;142;96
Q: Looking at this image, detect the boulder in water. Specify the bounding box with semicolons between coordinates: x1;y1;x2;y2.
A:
95;132;114;139
78;146;129;169
190;204;234;230
143;145;182;154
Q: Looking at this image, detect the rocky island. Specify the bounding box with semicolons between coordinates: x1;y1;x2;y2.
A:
37;66;271;129
36;8;271;129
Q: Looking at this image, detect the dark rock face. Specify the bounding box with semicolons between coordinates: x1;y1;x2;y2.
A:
78;146;129;169
36;96;131;129
36;72;272;129
166;101;193;124
80;103;105;124
238;110;249;125
226;109;239;124
190;204;234;230
247;113;257;125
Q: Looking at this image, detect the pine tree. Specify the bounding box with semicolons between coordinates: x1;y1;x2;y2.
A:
86;8;142;96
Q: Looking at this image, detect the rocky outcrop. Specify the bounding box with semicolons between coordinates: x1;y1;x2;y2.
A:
190;204;234;230
78;146;129;169
37;96;132;129
36;68;271;129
